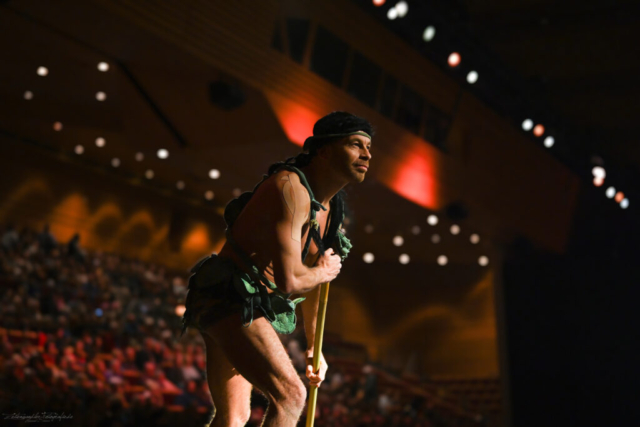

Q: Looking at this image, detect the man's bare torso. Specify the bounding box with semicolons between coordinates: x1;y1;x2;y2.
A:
217;170;331;290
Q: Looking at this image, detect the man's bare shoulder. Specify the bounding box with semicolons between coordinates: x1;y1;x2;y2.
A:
258;170;310;207
255;170;310;240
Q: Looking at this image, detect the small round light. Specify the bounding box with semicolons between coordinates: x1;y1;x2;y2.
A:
593;177;604;187
478;256;489;266
209;169;220;179
373;0;386;6
111;158;120;168
53;122;63;131
96;91;107;101
97;62;109;72
544;136;555;147
427;215;438;226
95;137;106;147
395;1;408;17
448;52;461;67
533;124;545;137
176;181;185;190
423;26;436;42
363;252;375;263
431;234;440;244
23;91;33;100
364;224;374;234
205;190;215;200
522;119;534;131
470;234;480;244
135;152;144;162
145;169;154;179
592;166;606;179
620;198;629;209
387;7;398;20
232;188;242;197
606;187;616;198
450;224;460;235
411;225;421;235
157;149;169;159
437;255;448;266
37;66;48;76
393;235;404;246
615;192;624;203
399;254;410;264
467;71;479;84
74;145;84;155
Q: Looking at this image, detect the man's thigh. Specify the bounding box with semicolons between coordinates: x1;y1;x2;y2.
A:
201;332;252;417
202;312;303;402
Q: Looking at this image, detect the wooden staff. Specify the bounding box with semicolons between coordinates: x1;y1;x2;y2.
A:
305;281;330;427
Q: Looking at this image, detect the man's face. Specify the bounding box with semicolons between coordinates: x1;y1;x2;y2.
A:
326;132;372;183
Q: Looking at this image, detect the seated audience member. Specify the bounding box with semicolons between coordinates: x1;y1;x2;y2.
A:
174;380;209;408
105;358;125;386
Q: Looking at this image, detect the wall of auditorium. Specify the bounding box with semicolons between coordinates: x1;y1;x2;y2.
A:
330;258;499;378
0;138;225;271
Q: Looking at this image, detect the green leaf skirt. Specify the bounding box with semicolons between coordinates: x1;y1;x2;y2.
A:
180;254;304;337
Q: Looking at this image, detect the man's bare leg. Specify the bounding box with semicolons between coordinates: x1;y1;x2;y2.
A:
202;314;307;427
200;332;252;427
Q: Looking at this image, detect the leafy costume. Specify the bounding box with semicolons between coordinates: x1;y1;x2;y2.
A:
180;164;352;336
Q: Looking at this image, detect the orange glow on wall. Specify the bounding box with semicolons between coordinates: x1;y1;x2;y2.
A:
182;223;212;253
49;193;90;242
264;90;322;147
0;178;51;225
387;138;439;209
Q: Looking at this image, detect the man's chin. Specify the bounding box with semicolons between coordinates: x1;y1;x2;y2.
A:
351;173;366;183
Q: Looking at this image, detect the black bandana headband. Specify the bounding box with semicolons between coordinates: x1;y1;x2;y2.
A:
303;130;372;152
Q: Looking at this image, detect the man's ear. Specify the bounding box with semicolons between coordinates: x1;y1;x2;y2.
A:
316;143;332;160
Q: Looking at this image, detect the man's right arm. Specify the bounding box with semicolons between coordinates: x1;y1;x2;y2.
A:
264;171;340;294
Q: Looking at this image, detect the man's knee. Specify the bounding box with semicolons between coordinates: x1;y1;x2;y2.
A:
269;378;307;415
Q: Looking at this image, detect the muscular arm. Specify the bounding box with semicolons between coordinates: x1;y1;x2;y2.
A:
265;171;327;294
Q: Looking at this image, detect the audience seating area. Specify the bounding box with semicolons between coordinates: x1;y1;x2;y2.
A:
0;224;500;426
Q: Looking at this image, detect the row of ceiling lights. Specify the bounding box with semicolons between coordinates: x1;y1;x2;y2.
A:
374;2;555;148
362;251;490;267
27;62;230;203
375;1;479;85
374;1;631;211
592;166;629;208
361;214;489;266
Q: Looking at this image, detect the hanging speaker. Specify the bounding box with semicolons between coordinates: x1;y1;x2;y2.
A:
209;80;246;111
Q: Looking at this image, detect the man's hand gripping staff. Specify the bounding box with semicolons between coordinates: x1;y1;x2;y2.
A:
305;247;341;427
